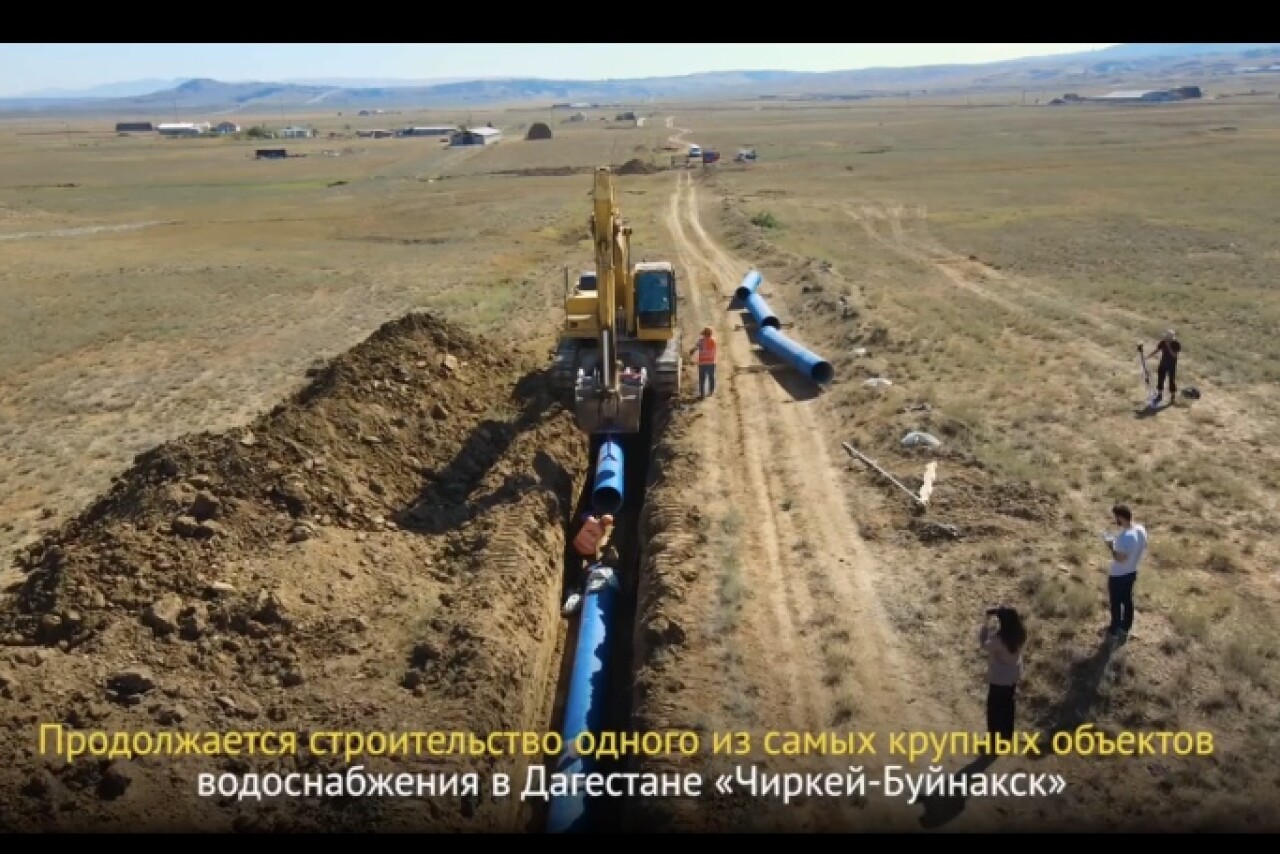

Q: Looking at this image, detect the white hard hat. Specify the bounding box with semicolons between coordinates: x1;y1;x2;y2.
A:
1163;329;1176;340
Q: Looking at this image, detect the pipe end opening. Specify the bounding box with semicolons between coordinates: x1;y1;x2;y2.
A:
592;488;622;515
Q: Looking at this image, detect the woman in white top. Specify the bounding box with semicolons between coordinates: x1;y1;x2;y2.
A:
979;607;1027;747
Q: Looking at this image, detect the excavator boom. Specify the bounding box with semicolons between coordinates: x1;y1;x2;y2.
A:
572;168;645;435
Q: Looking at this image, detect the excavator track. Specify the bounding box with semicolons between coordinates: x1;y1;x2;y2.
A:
650;337;683;402
550;339;581;398
552;339;681;406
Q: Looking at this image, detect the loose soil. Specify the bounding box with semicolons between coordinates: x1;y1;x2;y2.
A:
0;312;588;831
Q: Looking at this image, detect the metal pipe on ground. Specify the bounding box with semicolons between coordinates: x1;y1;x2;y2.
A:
547;568;621;833
758;325;835;385
744;292;780;330
591;439;624;514
735;269;763;301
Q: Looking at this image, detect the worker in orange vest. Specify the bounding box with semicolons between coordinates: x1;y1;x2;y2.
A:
690;326;717;399
572;512;614;570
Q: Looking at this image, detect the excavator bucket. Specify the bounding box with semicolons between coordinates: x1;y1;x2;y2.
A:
573;370;645;435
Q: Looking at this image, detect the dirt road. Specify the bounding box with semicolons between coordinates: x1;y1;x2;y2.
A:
641;161;960;829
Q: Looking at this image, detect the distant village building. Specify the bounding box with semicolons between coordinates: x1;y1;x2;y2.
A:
281;126;316;138
255;149;288;159
115;122;154;132
157;122;210;136
213;121;240;134
1094;90;1179;102
449;126;502;146
397;126;453;137
1054;88;1202;106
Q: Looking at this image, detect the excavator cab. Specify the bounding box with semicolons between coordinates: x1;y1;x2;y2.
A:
634;266;676;333
573;263;676;434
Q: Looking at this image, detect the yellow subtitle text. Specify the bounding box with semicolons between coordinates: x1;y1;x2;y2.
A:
37;723;1214;765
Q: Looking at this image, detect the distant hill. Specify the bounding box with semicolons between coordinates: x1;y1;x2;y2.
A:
1076;43;1280;61
277;76;499;88
13;78;191;100
0;71;813;115
3;44;1280;116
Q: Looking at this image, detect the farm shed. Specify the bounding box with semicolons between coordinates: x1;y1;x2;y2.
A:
449;127;502;147
214;122;240;134
1094;90;1178;102
115;122;153;132
157;122;209;136
399;126;453;136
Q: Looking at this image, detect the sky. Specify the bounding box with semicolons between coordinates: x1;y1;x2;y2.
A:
0;43;1121;97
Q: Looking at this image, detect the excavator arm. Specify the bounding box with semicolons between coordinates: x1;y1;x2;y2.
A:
592;168;622;397
573;168;645;435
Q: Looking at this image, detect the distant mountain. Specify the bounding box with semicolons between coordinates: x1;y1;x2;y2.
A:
278;76;496;87
4;45;1280;116
1072;43;1280;61
0;71;814;115
14;78;191;99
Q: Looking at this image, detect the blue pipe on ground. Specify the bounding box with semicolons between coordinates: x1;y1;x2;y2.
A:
547;567;621;833
758;325;835;385
591;439;624;515
735;269;763;301
744;292;780;330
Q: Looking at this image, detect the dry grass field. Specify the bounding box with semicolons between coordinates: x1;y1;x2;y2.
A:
1;92;1278;831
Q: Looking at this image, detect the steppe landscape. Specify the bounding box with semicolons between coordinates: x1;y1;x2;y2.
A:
2;70;1279;832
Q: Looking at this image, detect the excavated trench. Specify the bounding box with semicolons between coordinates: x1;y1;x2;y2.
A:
532;389;662;832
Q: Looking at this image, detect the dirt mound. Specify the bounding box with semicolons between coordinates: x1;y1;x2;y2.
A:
524;122;552;141
0;312;588;831
616;158;658;175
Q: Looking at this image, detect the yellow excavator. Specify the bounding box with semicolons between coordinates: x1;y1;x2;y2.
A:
551;167;682;435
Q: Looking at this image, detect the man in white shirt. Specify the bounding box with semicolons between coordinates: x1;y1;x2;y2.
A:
1103;503;1148;638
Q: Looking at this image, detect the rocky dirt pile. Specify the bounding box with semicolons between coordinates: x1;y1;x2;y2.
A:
617;158;660;175
0;312;588;831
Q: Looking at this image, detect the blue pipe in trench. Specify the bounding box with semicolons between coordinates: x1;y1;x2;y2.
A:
591;439;624;515
546;566;621;833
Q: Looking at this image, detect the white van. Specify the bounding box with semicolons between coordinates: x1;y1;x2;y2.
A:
688;145;701;158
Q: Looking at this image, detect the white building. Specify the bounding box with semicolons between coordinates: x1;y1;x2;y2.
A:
399;126;453;137
449;126;502;147
157;122;210;136
281;126;316;138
